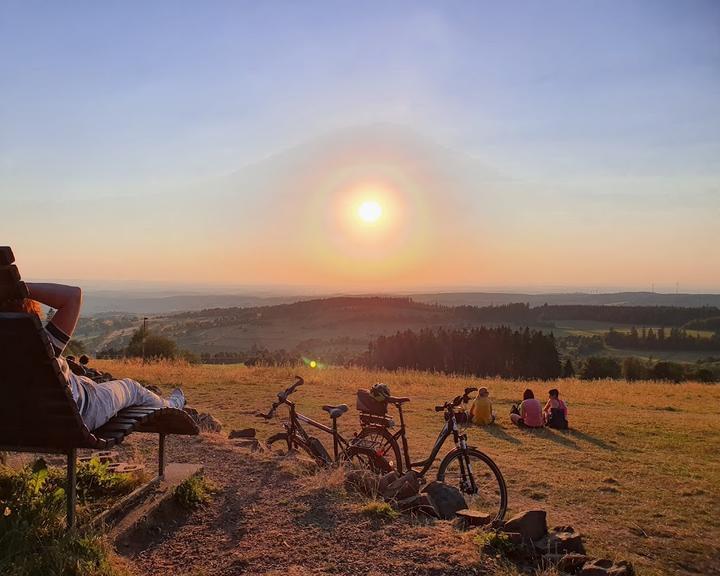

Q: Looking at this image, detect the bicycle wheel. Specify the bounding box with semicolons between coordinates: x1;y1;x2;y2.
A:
266;432;292;453
341;445;393;474
353;426;403;473
436;447;508;522
267;432;325;464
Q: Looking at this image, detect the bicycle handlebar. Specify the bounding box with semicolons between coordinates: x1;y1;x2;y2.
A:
256;376;305;419
434;387;478;412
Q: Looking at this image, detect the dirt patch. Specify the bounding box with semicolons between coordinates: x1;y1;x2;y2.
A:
116;435;488;576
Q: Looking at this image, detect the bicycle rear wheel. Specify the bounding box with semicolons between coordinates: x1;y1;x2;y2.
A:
436;447;507;522
353;426;403;473
341;445;393;474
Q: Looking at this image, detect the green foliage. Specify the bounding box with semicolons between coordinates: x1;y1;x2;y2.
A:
651;361;686;383
75;458;139;501
622;357;650;381
580;356;622;380
359;500;399;522
126;326;178;359
174;475;215;510
475;530;517;556
0;461;127;576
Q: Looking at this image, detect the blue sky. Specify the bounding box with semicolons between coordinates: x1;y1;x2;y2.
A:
1;1;719;290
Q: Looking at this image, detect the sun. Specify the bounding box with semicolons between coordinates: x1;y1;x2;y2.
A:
357;200;382;224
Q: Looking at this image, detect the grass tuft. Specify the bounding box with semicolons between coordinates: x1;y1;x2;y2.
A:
360;500;399;522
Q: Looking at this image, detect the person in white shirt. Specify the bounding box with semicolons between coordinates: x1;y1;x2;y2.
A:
0;283;185;431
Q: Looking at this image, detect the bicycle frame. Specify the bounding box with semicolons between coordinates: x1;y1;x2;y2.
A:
388;402;465;476
284;399;352;462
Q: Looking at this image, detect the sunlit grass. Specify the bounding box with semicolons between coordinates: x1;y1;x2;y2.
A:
96;359;720;576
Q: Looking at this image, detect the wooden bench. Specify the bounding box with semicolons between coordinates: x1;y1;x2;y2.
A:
0;246;199;527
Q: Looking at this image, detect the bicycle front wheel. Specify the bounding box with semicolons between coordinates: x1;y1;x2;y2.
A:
267;432;325;465
436;447;507;522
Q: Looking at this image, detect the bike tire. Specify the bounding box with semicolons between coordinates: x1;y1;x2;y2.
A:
342;445;393;474
353;425;404;474
267;432;325;465
436;447;508;523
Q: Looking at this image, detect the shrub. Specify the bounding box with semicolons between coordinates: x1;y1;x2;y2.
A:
622;357;650;381
174;475;215;510
651;361;686;383
0;461;126;576
580;357;621;380
475;530;517;556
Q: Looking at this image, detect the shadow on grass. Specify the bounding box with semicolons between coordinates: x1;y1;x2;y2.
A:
478;424;522;445
531;427;581;450
568;429;616;451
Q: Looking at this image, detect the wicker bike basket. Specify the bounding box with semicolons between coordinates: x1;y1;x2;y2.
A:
356;389;388;416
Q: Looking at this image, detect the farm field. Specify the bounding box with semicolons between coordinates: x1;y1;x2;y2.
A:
97;360;720;576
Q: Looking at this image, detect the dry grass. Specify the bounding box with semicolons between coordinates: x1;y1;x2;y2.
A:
97;359;720;576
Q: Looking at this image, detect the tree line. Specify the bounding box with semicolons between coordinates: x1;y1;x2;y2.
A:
605;327;720;351
357;327;562;379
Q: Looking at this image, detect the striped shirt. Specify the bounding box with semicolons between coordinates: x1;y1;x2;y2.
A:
44;321;89;414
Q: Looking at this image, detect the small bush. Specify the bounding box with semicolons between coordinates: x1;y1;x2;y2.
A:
0;461;127;576
360;500;399;522
476;530;517;556
174;475;215;510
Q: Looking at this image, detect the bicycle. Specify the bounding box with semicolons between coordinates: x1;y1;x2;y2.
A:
354;387;508;521
257;376;391;473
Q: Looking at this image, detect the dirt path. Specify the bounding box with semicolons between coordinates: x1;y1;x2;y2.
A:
116;434;492;576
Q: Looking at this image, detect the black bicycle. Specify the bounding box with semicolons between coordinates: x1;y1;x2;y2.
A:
354;387;508;521
257;376;391;473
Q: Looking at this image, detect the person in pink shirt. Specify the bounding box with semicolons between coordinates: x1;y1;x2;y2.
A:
543;388;569;429
510;388;544;428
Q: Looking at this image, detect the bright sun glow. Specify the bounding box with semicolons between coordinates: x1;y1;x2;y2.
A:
357;200;382;223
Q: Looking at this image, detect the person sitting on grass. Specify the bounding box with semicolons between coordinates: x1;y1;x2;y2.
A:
543;388;569;429
469;386;496;425
510;388;544;428
0;282;186;431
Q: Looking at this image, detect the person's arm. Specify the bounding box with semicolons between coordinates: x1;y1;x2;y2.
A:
26;282;82;347
543;399;552;414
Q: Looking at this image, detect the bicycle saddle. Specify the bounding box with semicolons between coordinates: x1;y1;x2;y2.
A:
322;404;349;419
387;396;410;405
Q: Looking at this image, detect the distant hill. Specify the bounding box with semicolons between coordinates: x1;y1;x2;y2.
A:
81;289;720;315
410;291;720;308
76;296;720;363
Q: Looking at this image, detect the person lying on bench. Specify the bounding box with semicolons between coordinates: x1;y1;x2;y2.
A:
0;282;186;430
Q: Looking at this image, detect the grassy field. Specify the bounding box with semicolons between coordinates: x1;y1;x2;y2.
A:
97;360;720;576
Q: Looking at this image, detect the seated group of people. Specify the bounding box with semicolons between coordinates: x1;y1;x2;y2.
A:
466;386;569;430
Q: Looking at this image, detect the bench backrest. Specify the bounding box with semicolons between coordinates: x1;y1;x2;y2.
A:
0;246;90;450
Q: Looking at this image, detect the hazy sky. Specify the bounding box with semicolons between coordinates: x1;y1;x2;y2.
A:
2;1;719;292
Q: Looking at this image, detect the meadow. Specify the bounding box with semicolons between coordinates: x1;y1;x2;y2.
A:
97;360;720;576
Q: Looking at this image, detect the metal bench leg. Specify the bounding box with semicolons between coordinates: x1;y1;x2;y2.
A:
66;448;77;530
158;433;166;478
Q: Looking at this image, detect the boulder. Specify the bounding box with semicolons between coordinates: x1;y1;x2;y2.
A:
378;471;400;495
579;559;612;576
421;481;467;520
381;471;420;501
228;428;256;439
535;527;585;554
197;413;223;432
456;509;493;527
234;439;262;452
396;493;438;517
345;470;380;497
500;509;548;542
557;553;592;574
